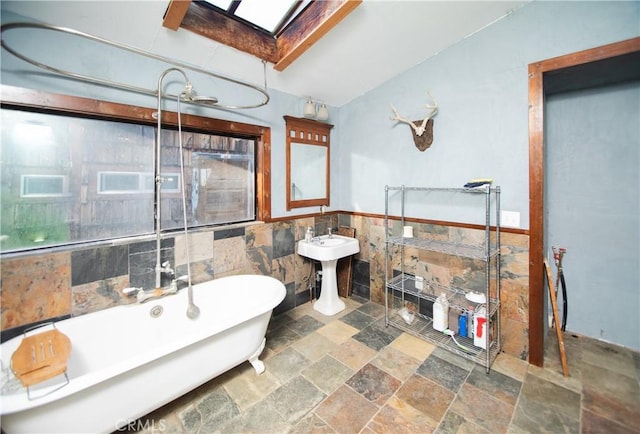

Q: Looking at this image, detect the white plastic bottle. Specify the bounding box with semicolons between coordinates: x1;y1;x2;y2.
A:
433;293;449;332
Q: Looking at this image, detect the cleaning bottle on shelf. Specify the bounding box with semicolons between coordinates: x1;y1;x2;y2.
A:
458;310;468;337
448;308;458;333
432;293;449;332
473;306;487;349
466;307;474;338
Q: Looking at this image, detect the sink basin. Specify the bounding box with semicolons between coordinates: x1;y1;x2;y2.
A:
297;234;360;316
297;235;360;261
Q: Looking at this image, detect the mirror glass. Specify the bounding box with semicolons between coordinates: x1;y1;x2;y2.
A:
290;143;326;200
285;116;333;210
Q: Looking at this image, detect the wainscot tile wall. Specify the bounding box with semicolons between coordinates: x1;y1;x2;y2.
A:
0;214;529;360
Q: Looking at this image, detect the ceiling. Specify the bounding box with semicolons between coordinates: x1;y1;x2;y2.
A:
2;0;529;107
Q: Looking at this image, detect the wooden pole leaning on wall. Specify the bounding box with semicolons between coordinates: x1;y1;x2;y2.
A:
544;258;569;377
337;226;356;298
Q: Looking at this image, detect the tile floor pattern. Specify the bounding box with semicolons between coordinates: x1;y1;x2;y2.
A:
133;297;640;433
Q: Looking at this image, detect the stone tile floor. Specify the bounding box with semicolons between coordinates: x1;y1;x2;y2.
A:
134;296;640;433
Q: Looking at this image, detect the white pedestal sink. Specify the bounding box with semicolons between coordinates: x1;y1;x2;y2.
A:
297;234;360;316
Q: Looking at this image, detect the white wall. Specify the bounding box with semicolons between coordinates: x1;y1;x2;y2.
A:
336;1;639;228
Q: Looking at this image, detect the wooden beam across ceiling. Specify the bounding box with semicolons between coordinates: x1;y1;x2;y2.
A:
178;1;279;63
275;0;362;71
162;0;192;31
162;0;361;71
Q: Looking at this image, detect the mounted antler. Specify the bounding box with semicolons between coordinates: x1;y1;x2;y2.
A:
390;92;438;151
390;92;438;136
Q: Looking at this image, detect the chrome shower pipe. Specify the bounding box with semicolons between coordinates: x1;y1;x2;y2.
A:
155;67;199;319
154;68;187;290
0;22;270;110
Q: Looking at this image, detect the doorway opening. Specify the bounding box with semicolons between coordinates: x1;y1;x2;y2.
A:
527;37;640;366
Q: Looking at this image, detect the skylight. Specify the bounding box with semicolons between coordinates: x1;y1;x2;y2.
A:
203;0;306;34
163;0;361;71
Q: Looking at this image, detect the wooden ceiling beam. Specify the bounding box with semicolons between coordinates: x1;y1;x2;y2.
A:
274;0;362;71
178;2;279;64
162;0;192;31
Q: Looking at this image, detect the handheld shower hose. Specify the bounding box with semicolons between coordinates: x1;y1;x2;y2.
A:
175;94;200;320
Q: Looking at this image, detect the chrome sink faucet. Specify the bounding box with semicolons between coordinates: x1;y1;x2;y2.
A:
309;227;335;242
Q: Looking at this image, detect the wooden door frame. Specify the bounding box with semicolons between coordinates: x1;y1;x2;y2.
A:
527;37;640;366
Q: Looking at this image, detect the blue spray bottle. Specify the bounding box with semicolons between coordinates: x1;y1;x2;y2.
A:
458;310;468;338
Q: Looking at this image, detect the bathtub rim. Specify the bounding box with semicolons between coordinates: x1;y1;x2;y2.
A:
1;274;286;415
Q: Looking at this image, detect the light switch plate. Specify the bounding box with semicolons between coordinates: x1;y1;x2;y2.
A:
501;210;520;228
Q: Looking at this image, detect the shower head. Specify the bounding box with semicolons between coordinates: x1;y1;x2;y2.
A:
190;95;219;105
181;82;219;106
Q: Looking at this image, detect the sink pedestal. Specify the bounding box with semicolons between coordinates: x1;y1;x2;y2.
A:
297;234;359;317
313;259;345;316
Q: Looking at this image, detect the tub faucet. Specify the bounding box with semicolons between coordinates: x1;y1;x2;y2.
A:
157;261;175;279
123;276;186;303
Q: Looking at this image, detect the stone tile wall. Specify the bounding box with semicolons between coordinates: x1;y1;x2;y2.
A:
0;213;529;360
0;216;334;337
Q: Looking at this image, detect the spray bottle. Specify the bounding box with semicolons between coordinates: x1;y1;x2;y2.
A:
473;306;487;349
458;310;468;337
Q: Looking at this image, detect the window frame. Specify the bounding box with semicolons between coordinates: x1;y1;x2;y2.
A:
0;84;272;253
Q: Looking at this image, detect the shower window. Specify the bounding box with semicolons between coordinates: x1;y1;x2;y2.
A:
0;105;259;253
159;129;256;230
191;152;255;226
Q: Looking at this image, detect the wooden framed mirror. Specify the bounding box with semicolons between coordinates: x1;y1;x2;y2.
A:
284;116;333;210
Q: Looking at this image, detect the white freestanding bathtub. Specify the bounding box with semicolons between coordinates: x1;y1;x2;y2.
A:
0;274;286;433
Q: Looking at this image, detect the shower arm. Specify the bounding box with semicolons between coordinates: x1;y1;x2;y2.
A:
0;22;270;110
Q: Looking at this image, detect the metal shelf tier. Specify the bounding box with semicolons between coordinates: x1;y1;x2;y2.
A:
387;308;500;366
385;186;499;194
387;236;499;260
387;273;500;317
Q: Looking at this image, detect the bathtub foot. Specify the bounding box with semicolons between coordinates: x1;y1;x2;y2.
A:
248;338;266;375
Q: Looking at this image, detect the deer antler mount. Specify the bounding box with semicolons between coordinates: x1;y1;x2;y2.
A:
390;93;438;151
